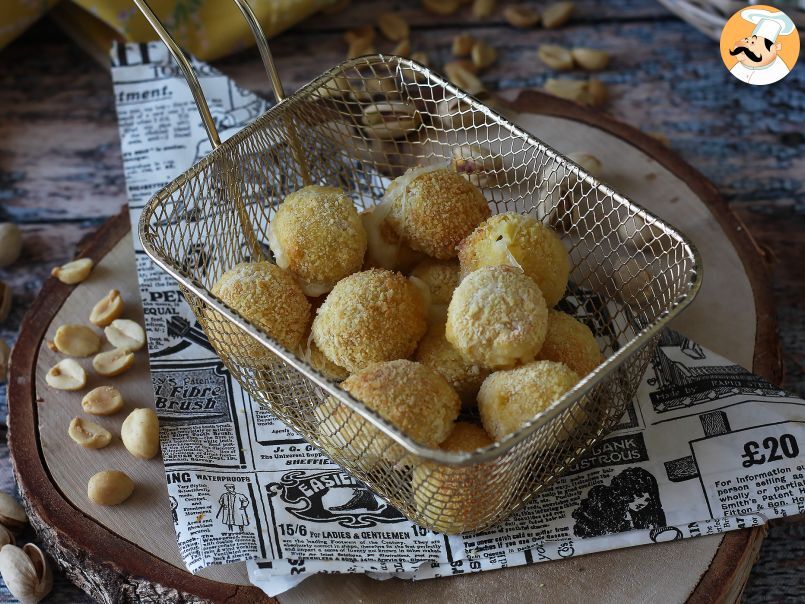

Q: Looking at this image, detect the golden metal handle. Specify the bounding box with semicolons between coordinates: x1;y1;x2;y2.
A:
131;0;292;149
231;0;311;184
231;0;286;102
131;0;222;148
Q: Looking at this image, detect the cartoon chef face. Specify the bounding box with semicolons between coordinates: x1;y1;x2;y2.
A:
730;34;781;68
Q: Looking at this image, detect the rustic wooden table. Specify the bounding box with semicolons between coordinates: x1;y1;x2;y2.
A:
0;1;802;601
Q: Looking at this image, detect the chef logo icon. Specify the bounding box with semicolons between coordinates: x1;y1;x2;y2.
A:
720;6;799;86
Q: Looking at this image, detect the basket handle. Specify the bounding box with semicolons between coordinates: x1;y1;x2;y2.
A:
131;0;288;147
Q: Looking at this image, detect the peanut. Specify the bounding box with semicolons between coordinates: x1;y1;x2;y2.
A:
452;143;503;187
45;358;87;391
444;62;485;95
452;34;475;57
543;1;574;29
0;491;27;532
121;408;160;459
344;25;374;45
377;13;409;42
89;289;125;327
472;0;496;19
53;324;101;357
471;40;497;71
104;319;146;352
347;38;375;59
362;101;421;140
538;44;574;71
544;78;608;107
0;223;22;268
503;5;540;28
68;417;112;449
410;51;430;67
571;47;610;71
422;0;460;15
567;152;603;177
81;386;124;415
392;38;411;58
87;470;134;506
92;348;135;377
51;258;93;285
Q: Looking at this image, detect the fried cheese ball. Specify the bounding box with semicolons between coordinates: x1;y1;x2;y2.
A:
316;360;460;464
478;360;580;441
458;212;570;307
536;310;603;377
361;205;424;272
207;262;311;364
415;320;489;407
268;185;367;296
300;333;350;382
410;260;460;305
384;166;490;259
312;269;427;373
411;422;500;533
446;266;548;370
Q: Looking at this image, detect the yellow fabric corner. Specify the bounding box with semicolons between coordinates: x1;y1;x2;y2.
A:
0;0;61;51
1;0;332;60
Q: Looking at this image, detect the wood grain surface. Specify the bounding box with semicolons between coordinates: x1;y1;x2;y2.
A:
0;0;803;601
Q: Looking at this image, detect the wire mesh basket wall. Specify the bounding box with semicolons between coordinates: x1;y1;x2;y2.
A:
139;54;700;534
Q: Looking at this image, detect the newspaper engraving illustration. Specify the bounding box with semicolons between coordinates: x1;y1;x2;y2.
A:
218;484;252;533
110;42;805;597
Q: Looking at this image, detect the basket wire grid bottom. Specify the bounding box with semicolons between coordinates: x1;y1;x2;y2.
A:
141;55;699;533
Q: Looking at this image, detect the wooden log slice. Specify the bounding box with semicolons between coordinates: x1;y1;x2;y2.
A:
7;91;780;603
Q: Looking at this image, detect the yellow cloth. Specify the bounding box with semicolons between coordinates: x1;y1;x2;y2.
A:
0;0;331;60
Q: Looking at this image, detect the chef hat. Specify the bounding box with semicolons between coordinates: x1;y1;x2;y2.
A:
741;8;796;43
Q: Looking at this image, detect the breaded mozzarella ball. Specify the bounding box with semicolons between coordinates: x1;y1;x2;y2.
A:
317;360;460;463
207;262;310;364
312;269;427;372
446;266;548;370
410;260;460;305
411;422;498;534
478;360;580;441
415;320;489;407
458;212;570;307
384;166;490;259
536;310;603;377
361;205;424;272
268;185;367;296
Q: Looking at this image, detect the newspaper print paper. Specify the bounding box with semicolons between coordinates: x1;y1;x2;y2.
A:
110;42;805;597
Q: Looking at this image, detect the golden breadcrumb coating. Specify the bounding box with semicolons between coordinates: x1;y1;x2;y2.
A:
415;320;489;407
410;259;460;305
206;262;310;364
440;421;494;451
316;360;460;463
537;310;603;377
458;212;570;307
411;421;499;533
312;269;427;372
478;360;580;441
361;205;424;272
268;185;367;296
299;331;350;382
446;266;548;370
385;166;490;259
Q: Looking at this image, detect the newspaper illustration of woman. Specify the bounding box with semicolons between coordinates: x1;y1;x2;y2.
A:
216;484;251;533
572;467;667;537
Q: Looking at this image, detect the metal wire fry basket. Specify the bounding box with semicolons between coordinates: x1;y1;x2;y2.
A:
136;0;701;534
